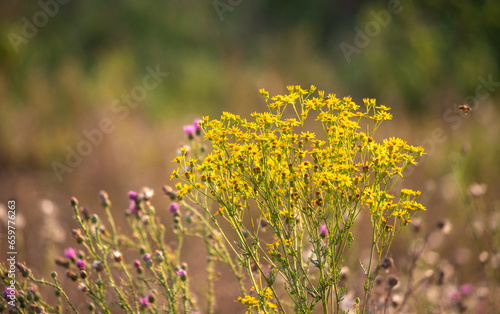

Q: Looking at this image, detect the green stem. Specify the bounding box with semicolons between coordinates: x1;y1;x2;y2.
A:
28;275;78;313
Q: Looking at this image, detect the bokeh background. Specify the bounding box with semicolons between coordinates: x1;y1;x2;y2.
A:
1;0;500;312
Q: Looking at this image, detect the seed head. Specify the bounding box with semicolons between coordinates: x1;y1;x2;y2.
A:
139;187;154;201
112;251;123;262
260;218;269;230
78;283;88;292
469;183;487;197
380;257;394;270
436;269;445;285
436;220;452;234
92;260;104;272
387;276;399;288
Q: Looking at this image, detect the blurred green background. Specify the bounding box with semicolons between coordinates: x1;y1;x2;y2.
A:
1;0;500;311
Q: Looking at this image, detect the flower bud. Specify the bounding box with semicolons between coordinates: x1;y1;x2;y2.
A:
79;206;91;220
99;190;111;207
181;262;188;271
16;262;31;277
80;270;88;279
55;257;70;268
66;271;78;281
71;229;84;244
143;253;153;268
148;292;156;303
154;250;164;263
133;260;143;274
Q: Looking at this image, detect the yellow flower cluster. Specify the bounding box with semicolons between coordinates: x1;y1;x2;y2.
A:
238;287;278;314
170;85;428;313
172;86;425;229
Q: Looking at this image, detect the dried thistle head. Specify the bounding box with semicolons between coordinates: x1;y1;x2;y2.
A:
380;257;394;270
387;276;399;289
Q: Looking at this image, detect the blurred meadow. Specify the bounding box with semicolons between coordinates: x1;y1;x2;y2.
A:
1;0;500;312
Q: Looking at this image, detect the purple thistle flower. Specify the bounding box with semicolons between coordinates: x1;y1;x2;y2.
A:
143;253;153;267
3;287;15;301
169;202;180;214
129;199;140;214
76;259;85;270
176;268;186;276
128;191;138;200
320;224;328;238
64;248;77;260
183;125;196;135
176;268;187;281
459;283;473;296
139;296;151;308
133;259;143;274
450;290;461;301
